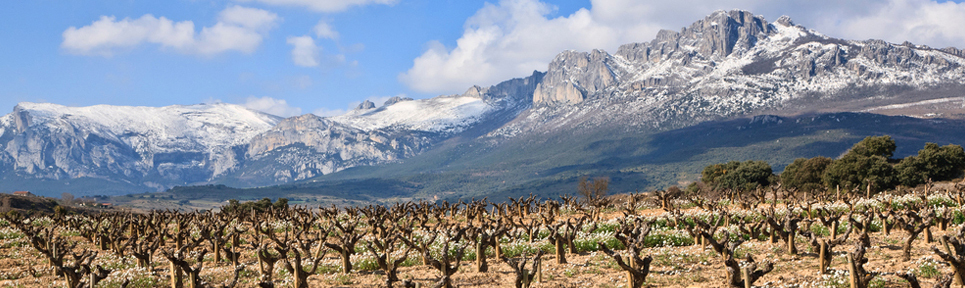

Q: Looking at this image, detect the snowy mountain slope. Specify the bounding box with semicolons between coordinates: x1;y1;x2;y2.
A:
0;102;282;191
222;73;543;186
331;92;495;133
494;10;965;138
13;102;280;152
234;114;436;184
0;113;9;139
303;10;965;200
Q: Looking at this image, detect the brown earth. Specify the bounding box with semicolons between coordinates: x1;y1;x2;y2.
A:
0;206;958;288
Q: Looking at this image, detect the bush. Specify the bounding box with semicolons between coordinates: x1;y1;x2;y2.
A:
823;136;899;192
702;160;773;192
221;198;289;214
781;156;832;192
896;143;965;187
850;135;896;158
823;153;896;192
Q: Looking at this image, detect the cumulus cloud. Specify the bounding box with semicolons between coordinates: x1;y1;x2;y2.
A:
399;0;663;93
313;20;339;40
62;6;279;56
832;0;965;47
242;96;302;117
400;0;965;94
234;0;398;12
287;36;320;67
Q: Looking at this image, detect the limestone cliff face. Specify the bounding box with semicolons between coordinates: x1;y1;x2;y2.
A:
533;82;585;104
0;103;281;192
248;114;432;159
533;50;615;105
242;114;434;183
533;10;774;106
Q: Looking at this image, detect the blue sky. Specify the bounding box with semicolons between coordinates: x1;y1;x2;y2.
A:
2;0;965;117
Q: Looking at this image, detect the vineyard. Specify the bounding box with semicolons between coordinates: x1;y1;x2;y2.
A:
4;183;965;288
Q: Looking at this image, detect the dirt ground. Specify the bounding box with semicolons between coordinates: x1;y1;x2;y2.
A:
0;208;959;288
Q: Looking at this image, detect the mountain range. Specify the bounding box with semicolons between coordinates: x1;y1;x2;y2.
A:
3;10;965;198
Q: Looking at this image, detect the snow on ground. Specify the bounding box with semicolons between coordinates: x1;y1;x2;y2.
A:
0;113;9;137
861;97;965;112
12;102;282;152
330;96;494;133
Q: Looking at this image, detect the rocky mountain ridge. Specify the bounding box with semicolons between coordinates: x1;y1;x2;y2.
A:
0;103;282;191
2;10;964;196
504;10;965;138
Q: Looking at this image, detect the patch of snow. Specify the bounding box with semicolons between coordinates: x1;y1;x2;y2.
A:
0;113;10;136
13;102;282;153
330;96;494;133
861;97;965;112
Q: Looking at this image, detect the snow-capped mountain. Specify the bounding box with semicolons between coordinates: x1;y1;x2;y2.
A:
231;73;541;186
332;93;494;133
495;10;965;138
2;10;965;196
0;102;281;191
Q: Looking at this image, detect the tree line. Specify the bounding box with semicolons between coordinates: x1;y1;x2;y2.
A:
702;136;965;193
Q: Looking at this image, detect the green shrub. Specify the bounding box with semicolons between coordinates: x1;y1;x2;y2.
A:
702;160;774;192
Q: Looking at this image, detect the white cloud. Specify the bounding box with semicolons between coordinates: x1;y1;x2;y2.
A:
242;96;303;117
400;0;965;94
399;0;650;93
218;5;279;31
313;20;339;40
832;0;965;48
62;6;279;56
234;0;398;12
287;36;320;67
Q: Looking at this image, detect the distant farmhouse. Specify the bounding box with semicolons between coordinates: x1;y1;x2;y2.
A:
12;191;35;197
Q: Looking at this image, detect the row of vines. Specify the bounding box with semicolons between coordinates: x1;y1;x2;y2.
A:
5;183;965;288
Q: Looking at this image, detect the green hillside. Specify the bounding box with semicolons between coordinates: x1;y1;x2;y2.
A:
118;112;965;207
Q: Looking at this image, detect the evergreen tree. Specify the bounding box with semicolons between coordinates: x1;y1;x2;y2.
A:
896;143;965;186
823;136;899;192
849;135;897;159
781;156;832;192
702;160;773;192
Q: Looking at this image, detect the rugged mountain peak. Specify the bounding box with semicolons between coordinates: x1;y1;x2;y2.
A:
502;8;965;139
681;9;773;57
775;15;794;26
355;100;376;110
534;10;777;106
463;85;488;98
0;102;282;191
479;71;545;103
383;96;413;106
533;49;615;105
10;104;31;134
625;10;776;63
